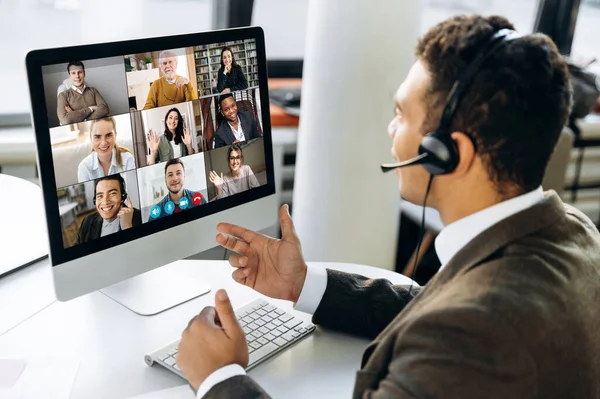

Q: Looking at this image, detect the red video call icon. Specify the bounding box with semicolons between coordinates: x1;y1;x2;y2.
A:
192;192;203;205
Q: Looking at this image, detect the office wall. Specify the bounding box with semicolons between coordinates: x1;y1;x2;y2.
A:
42;57;130;128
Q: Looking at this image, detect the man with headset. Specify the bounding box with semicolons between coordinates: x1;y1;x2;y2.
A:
75;174;142;245
176;15;600;398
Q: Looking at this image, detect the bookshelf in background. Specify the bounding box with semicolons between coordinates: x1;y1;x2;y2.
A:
194;39;258;97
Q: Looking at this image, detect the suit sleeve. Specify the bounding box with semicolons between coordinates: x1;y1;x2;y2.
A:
312;269;420;340
203;375;271;399
361;306;536;398
213;126;227;148
143;81;159;110
245;112;259;140
89;88;109;119
57;92;91;125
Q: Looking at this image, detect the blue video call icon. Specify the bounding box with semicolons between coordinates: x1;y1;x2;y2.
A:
179;197;189;210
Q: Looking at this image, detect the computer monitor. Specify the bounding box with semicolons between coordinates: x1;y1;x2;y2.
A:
25;27;277;315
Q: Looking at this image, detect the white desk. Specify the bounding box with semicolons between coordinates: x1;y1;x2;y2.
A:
0;259;416;399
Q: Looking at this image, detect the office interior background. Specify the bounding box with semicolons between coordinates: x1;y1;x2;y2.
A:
1;0;599;281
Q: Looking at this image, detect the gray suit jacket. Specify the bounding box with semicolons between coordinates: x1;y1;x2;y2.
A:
205;191;600;398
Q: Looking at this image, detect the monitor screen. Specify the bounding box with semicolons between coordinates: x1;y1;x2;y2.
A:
26;28;275;267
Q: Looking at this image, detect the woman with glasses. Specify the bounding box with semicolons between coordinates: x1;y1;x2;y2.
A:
209;143;259;199
147;107;195;165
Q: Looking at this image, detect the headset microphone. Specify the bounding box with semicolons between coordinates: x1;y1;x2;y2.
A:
380;153;430;173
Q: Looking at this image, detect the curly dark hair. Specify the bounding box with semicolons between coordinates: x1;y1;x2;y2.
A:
416;15;572;194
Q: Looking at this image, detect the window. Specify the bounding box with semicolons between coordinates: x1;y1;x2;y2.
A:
0;0;213;118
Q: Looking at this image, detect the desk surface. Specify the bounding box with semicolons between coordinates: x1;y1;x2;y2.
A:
0;259;415;399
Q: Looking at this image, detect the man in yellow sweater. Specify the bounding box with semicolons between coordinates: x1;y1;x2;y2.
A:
57;61;109;126
143;50;198;110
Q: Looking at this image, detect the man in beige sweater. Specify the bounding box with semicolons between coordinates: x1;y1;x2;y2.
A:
57;61;109;126
143;50;198;110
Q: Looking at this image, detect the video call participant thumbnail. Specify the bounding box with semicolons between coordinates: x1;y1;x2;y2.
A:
78;116;136;183
148;158;207;221
216;46;248;94
57;61;109;125
75;174;141;245
209;143;259;199
213;94;260;148
143;50;198;110
147;107;195;165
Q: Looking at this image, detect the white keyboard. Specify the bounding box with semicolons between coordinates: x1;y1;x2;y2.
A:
145;298;315;379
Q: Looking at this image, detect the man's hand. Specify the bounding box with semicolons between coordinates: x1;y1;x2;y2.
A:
175;76;190;88
221;88;231;94
88;105;98;112
232;139;240;144
177;290;248;391
64;106;73;113
217;204;307;303
117;196;134;230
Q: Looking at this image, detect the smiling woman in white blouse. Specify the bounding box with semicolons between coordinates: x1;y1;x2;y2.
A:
77;116;136;183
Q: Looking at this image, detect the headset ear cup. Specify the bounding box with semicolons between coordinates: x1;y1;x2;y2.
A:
418;132;460;175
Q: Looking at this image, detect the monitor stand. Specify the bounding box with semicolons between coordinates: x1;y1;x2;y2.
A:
100;260;211;316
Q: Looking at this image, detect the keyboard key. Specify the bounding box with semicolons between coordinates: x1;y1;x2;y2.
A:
258;327;270;335
254;319;266;327
292;332;301;338
264;333;276;341
248;322;259;331
250;342;262;350
256;309;267;316
243;326;253;334
257;337;269;346
249;342;279;365
264;304;276;312
273;337;287;347
241;317;253;324
272;319;283;326
247;314;259;321
164;357;176;366
265;322;277;330
276;326;288;335
305;324;315;332
174;364;181;371
278;313;294;323
263;315;274;322
281;331;296;342
167;349;178;356
158;353;170;361
249;332;262;340
274;308;285;315
284;319;302;330
294;326;304;332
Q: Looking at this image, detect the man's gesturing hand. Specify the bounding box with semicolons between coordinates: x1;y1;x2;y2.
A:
216;204;307;303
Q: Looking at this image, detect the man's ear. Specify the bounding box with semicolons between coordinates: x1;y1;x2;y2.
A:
450;132;476;175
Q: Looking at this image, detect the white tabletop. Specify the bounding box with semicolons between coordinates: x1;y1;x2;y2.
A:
0;259;415;399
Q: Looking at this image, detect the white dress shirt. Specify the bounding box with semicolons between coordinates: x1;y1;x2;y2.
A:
228;117;246;142
195;186;544;397
72;84;86;94
77;148;136;183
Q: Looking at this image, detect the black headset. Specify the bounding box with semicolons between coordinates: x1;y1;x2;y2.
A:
381;28;522;175
93;174;128;205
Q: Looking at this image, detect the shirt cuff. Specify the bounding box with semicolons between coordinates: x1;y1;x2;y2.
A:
293;264;328;315
195;364;246;399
